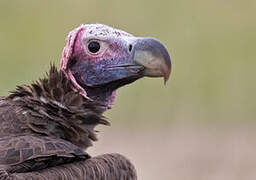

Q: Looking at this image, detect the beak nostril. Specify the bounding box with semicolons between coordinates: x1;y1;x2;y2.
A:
128;44;133;52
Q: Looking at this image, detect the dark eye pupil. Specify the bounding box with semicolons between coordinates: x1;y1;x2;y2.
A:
88;41;100;53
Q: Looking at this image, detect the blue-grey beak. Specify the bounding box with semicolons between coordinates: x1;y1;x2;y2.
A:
131;37;171;83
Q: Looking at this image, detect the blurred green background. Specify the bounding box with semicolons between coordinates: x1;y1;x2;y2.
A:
0;0;255;126
0;0;255;125
0;0;256;179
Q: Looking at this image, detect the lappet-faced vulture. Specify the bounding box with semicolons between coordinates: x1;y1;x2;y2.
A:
0;24;171;180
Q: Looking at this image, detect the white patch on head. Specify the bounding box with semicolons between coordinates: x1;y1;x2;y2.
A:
61;24;134;110
82;24;133;40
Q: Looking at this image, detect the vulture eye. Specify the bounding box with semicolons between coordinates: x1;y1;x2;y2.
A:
88;41;101;54
128;44;133;52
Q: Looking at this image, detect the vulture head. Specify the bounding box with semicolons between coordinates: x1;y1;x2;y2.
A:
61;24;171;109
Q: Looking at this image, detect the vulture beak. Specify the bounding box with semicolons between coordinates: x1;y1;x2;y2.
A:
61;24;172;106
67;37;172;92
130;38;171;84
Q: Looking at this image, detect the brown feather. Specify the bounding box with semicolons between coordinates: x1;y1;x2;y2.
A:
0;154;137;180
5;65;109;149
0;65;136;179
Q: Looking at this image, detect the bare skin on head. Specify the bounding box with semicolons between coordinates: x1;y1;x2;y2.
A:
0;24;171;179
61;24;171;109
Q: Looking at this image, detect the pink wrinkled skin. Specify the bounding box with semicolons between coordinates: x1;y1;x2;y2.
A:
60;24;133;109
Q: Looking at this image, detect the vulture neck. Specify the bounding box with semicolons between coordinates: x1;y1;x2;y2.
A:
8;65;109;149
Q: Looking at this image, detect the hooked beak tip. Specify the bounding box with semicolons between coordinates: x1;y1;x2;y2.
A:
163;64;171;85
132;38;172;84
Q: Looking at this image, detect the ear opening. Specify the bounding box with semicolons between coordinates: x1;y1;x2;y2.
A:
60;24;118;109
60;25;89;98
61;25;85;71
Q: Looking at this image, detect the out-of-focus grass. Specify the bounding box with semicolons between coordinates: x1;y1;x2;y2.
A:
0;0;255;125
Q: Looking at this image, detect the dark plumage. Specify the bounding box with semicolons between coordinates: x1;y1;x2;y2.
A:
0;24;171;179
0;154;136;180
0;66;103;171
